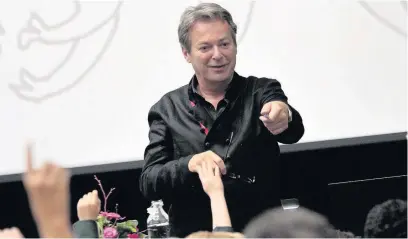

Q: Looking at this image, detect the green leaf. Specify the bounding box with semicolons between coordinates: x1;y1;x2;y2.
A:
96;221;104;238
124;220;139;228
118;228;131;238
116;220;138;233
96;215;111;237
97;215;110;225
117;224;136;233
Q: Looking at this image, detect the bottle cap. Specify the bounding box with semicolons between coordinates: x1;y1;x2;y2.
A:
151;200;164;206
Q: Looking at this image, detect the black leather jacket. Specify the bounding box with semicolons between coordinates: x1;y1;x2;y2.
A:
139;72;304;237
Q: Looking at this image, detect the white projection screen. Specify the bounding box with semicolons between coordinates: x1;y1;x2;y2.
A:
0;0;406;179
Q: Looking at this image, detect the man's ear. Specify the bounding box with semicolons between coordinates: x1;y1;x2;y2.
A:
182;47;191;63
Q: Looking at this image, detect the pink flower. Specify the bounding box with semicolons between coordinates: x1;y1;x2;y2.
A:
103;227;118;238
100;211;122;219
127;233;139;238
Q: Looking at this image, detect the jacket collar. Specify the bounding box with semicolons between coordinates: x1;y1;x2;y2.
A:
188;72;243;103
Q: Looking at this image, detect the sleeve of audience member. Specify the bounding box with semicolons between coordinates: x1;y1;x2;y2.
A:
72;220;99;238
213;227;234;232
139;106;196;201
260;79;305;144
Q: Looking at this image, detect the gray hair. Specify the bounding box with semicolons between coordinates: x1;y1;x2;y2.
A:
178;3;238;52
243;207;337;238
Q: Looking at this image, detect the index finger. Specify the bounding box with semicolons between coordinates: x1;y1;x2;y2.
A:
25;142;34;172
260;102;272;116
196;165;203;176
267;108;280;123
210;152;226;175
214;166;221;177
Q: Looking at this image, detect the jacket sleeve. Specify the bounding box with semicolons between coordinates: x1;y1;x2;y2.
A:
72;220;99;238
213;226;234;232
139;104;197;201
260;78;305;144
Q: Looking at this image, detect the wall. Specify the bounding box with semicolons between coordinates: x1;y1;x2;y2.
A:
1;0;406;176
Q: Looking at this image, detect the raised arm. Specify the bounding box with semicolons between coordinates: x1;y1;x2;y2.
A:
197;162;232;230
275;103;304;144
259;78;305;144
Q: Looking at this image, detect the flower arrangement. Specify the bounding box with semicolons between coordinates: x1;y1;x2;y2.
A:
94;176;147;238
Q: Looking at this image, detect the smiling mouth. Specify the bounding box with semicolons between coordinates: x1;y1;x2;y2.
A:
209;64;227;68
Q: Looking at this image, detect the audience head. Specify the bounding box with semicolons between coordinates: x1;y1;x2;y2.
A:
186;231;244;238
364;199;407;238
243;206;337;238
333;229;357;238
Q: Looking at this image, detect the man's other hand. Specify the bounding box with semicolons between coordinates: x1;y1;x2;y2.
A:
260;101;290;135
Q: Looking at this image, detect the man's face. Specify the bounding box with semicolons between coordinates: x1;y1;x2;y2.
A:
183;19;237;83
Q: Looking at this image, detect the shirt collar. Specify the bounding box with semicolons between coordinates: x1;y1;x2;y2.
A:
191;72;237;98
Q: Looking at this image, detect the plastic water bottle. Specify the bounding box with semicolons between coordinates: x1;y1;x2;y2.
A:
147;200;170;238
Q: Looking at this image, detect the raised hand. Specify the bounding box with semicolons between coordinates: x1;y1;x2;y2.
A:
22;143;72;238
77;190;101;221
188;150;226;175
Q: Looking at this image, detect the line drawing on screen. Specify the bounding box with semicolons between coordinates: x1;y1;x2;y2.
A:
359;0;407;38
0;22;4;57
401;1;407;12
8;0;123;103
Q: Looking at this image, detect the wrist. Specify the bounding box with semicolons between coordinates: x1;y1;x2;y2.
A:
78;214;98;221
79;217;97;221
41;228;72;238
37;218;72;238
208;191;225;200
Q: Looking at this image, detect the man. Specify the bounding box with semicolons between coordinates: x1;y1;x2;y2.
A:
139;3;304;237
